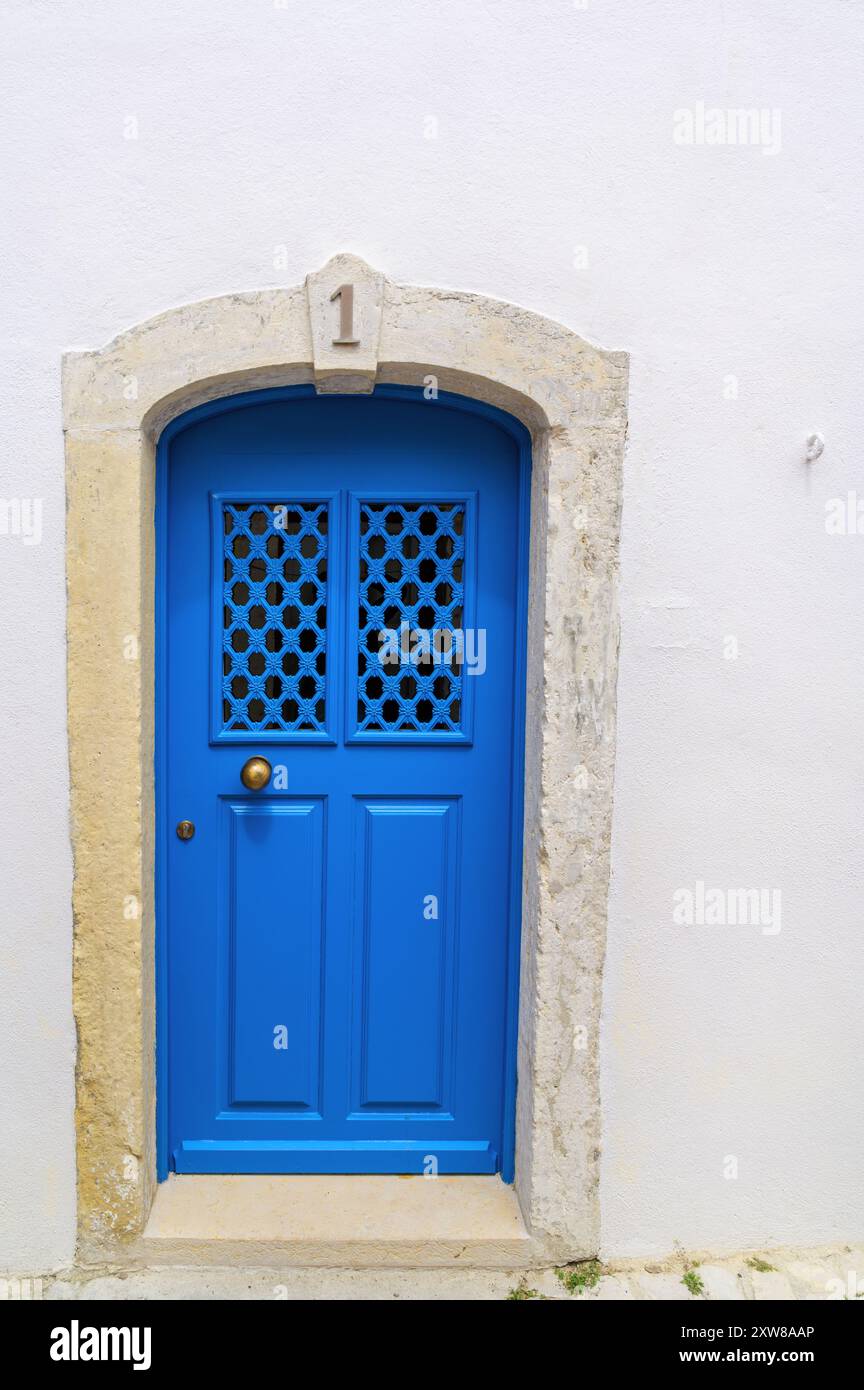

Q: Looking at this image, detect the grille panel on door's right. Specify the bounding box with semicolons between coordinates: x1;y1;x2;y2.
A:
356;501;465;734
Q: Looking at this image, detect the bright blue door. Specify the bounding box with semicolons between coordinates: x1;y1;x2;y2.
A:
158;387;529;1177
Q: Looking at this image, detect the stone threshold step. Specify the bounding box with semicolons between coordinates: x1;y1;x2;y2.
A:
139;1173;534;1268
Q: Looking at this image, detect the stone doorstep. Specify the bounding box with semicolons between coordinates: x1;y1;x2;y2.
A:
132;1173;537;1269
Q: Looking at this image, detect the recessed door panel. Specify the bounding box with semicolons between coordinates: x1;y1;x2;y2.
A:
353;799;457;1110
226;799;324;1108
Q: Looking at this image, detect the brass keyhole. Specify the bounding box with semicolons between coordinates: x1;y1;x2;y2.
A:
240;756;272;791
176;820;195;840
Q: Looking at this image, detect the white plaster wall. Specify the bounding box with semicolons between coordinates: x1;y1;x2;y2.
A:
1;0;861;1269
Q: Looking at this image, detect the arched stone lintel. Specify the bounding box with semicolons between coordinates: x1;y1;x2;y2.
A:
63;256;627;438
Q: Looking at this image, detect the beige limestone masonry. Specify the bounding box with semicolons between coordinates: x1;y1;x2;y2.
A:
63;254;628;1267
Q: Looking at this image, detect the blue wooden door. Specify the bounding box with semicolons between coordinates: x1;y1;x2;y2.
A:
158;387;528;1178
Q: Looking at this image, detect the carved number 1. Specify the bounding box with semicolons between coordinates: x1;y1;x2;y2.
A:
330;283;360;346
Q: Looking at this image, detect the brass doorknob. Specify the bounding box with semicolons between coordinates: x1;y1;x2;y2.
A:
240;756;272;791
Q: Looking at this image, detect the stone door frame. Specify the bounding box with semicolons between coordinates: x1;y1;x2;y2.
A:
63;254;628;1263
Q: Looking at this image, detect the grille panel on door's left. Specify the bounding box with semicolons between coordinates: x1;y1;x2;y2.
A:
221;502;328;733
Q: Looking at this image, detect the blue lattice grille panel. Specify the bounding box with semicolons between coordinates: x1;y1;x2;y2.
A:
222;502;328;733
357;501;465;734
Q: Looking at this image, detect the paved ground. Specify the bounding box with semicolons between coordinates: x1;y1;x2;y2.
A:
24;1244;864;1300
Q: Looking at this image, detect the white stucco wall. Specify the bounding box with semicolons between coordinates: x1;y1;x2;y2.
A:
1;0;861;1270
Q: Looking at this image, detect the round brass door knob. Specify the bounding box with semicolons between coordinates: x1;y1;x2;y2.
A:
240;755;272;791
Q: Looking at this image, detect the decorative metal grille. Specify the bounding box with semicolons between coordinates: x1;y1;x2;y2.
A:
221;502;328;733
357;501;465;734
